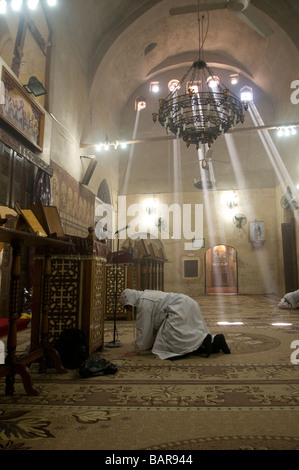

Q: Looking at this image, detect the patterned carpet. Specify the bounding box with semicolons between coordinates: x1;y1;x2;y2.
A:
1;294;299;451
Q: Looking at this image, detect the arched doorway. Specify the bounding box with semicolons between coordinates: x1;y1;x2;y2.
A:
205;245;238;294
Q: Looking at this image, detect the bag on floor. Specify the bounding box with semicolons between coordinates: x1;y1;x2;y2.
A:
79;356;118;378
54;328;88;369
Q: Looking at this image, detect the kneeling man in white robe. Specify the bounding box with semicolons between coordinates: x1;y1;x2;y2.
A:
119;289;230;360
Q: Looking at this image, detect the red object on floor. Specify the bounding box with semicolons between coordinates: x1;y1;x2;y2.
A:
0;318;30;338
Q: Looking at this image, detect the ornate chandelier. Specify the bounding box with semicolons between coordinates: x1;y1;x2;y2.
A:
153;16;246;149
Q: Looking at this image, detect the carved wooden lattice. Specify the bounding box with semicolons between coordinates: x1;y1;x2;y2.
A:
131;264;138;290
47;257;81;342
105;264;127;319
42;255;106;352
89;258;106;350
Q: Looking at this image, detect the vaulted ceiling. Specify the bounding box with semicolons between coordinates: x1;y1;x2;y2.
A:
39;1;299;193
59;0;299;85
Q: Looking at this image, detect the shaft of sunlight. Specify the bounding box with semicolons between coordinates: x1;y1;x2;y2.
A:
224;130;278;294
121;110;141;195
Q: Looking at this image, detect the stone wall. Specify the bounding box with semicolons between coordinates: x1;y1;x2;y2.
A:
122;188;281;297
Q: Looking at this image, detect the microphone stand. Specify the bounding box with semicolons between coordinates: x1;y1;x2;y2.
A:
106;226;128;348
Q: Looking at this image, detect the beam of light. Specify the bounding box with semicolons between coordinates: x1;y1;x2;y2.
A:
0;0;6;14
197;144;228;314
173;138;182;195
224;133;246;189
197;145;217;246
121;109;141;195
205;157;229;244
171;139;184;273
11;0;22;11
27;0;39;10
171;138;183;241
248;101;298;197
224;130;279;295
199;155;226;243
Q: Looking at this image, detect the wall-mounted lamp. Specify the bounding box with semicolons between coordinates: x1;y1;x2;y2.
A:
222;190;238;209
277;126;297;137
96;138;128;151
23;76;47;96
144;198;158;215
226;198;238;209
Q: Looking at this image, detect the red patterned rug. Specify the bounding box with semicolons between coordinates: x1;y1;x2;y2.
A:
0;318;30;338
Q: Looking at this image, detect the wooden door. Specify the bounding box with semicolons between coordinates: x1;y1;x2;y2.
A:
205;245;238;294
281;220;298;292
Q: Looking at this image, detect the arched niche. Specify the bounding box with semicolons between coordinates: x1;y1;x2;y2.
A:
205;244;238;294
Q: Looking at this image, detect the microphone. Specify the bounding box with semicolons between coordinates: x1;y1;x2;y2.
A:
115;224;130;234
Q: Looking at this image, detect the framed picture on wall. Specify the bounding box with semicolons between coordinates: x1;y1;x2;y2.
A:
249;220;265;242
0;66;45;150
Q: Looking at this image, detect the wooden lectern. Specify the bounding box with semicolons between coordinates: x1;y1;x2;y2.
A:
0;226;73;396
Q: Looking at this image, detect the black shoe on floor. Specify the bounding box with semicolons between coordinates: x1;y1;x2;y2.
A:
213;334;231;354
202;334;212;357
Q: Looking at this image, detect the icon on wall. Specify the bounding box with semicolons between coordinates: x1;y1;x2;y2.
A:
249;221;265;241
250;220;265;248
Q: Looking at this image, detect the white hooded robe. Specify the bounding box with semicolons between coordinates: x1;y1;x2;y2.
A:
119;289;211;360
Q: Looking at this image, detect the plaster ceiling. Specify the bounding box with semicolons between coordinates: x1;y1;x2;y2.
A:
59;0;299;82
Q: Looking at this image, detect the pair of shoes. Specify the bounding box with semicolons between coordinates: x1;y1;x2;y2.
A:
212;334;231;354
202;334;212;357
